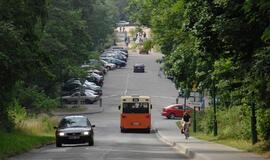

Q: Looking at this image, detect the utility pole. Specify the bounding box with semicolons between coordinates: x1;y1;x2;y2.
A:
251;92;257;144
184;89;187;110
193;107;197;132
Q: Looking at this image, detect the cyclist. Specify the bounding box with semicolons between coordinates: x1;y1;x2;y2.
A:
181;111;191;140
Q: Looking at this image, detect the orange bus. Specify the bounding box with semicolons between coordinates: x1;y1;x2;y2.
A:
119;95;152;133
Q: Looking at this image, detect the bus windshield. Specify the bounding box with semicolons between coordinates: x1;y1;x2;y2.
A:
123;102;149;113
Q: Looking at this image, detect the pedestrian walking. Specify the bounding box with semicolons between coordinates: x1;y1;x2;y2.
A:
143;32;147;38
158;67;163;77
125;36;130;47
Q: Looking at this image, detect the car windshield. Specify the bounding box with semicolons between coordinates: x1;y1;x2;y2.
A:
123;102;149;113
59;117;88;128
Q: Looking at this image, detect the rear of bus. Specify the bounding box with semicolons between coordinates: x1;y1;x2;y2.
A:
119;96;151;133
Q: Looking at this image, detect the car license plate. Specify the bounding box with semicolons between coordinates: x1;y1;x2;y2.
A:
69;136;80;139
132;122;140;126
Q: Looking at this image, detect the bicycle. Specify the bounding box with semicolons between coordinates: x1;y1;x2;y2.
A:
180;121;190;144
183;122;190;140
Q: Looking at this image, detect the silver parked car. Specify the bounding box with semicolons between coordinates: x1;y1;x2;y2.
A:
62;91;99;104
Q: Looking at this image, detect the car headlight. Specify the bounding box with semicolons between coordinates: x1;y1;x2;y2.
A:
83;131;89;135
59;132;65;136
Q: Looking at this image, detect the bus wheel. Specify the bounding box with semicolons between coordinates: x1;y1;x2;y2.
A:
121;128;126;133
145;128;151;133
168;113;175;119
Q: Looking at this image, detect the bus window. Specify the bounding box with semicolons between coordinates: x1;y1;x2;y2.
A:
123;102;149;113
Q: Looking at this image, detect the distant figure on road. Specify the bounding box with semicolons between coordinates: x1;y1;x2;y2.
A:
158;67;163;77
125;36;130;47
143;32;147;38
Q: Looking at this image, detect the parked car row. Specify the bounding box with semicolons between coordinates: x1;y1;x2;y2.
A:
100;46;128;68
61;46;128;106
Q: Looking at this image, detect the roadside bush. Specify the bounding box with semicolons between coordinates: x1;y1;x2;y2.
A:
7;100;27;126
197;108;214;134
217;105;251;139
13;81;58;113
19;114;57;135
197;105;251;139
143;39;153;52
257;107;270;141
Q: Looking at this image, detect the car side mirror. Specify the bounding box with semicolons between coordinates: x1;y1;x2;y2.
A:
91;125;95;128
118;105;121;110
53;126;58;129
150;105;152;109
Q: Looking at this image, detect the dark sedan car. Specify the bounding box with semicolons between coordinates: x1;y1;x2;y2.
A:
133;63;145;73
54;116;95;147
101;57;126;68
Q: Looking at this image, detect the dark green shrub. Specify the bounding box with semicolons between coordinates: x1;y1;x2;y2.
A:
217;105;251;139
257;108;270;141
12;81;58;113
197;108;214;134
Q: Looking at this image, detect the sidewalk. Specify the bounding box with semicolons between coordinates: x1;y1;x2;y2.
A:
155;124;267;160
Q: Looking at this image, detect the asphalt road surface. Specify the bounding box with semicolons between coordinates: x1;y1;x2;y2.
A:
10;47;188;160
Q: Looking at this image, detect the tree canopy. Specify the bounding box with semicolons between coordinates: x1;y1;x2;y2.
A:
127;0;270;141
0;0;123;131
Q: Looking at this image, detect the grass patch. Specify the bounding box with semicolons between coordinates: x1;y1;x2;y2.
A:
191;132;270;159
0;130;54;159
0;115;58;159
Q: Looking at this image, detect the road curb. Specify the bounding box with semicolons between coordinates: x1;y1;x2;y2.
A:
155;129;209;160
52;106;104;116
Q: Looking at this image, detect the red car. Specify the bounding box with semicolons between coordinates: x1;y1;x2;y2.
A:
161;104;193;119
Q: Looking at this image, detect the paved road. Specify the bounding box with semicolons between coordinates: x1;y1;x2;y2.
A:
10;40;189;159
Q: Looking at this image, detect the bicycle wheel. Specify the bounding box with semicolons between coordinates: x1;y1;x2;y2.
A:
184;125;189;139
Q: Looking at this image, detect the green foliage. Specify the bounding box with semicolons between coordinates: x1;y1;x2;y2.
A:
0;114;57;159
257;108;270;140
8;100;27;126
12;81;58;113
0;0;120;131
142;39;153;52
197;105;251;139
127;0;270;143
197;108;214;134
0;130;54;160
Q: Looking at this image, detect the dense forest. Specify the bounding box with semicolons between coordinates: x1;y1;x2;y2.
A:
0;0;123;131
127;0;270;145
